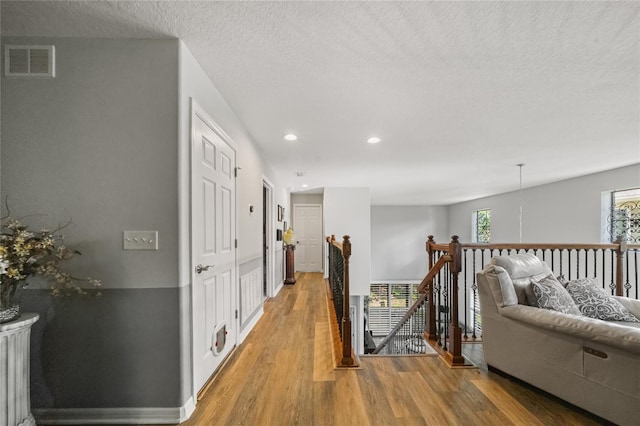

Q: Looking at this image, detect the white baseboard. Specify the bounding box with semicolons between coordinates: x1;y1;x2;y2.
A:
33;397;195;425
273;281;284;296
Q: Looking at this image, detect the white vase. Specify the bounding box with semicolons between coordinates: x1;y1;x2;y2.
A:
1;313;39;426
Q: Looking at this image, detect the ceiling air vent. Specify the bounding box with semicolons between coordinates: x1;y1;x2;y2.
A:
4;45;55;77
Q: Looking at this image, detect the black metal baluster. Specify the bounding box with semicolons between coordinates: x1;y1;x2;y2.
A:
442;262;449;352
601;249;606;290
610;250;616;295
634;250;638;300
625;250;631;297
463;249;468;339
559;249;564;278
472;249;478;339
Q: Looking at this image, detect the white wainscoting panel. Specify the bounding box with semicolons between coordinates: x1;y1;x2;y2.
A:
240;266;262;326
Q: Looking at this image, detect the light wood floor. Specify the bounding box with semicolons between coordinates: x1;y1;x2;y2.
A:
178;272;604;426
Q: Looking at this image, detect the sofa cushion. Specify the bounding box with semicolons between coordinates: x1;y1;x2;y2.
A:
490;265;518;306
491;254;548;305
501;304;640;356
491;253;545;279
566;278;640;323
532;275;582;316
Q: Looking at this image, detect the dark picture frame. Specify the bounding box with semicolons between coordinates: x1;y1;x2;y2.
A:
277;205;284;222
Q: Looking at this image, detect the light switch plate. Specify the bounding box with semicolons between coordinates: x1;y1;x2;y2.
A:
123;230;158;250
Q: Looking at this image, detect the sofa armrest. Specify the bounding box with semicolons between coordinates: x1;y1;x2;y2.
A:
501;304;640;356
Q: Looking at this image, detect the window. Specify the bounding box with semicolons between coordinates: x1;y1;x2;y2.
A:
609;188;640;243
367;282;420;337
472;209;491;243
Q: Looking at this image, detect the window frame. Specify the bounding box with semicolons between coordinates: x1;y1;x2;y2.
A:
472;208;491;243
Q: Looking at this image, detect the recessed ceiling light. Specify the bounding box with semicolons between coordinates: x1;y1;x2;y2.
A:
367;137;381;144
302;184;309;188
284;134;298;141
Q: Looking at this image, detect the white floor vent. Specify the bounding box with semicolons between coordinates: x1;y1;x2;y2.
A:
4;45;55;77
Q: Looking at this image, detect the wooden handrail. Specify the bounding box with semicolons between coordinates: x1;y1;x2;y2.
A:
417;255;451;293
461;243;621;250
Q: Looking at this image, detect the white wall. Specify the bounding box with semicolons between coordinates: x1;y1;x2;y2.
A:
448;164;640;244
323;187;371;355
178;41;288;403
371;206;449;281
178;40;288;287
323;187;371;296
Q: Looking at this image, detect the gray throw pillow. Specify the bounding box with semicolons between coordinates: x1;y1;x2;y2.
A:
531;275;582;316
565;278;640;322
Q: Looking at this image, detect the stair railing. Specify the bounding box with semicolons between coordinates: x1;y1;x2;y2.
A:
373;236;465;366
326;235;356;367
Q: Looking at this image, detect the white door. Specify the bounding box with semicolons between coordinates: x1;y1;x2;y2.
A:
191;102;237;395
293;204;323;272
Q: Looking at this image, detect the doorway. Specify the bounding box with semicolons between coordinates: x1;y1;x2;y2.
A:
293;204;323;272
262;179;274;297
190;100;237;397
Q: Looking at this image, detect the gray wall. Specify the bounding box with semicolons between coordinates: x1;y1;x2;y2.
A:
448;164;640;244
371;206;449;281
2;37;288;412
1;37;183;408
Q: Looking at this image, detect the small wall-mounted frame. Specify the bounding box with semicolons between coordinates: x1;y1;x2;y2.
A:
276;229;283;241
277;205;284;222
283;221;287;231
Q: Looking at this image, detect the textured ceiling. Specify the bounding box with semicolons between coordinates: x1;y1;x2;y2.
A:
3;1;639;204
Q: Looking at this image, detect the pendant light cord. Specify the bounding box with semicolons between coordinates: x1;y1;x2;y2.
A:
518;164;524;243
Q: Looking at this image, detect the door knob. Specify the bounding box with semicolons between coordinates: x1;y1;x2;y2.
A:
196;264;215;274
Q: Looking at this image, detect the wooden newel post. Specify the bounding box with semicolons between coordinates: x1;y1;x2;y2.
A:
425;235;437;340
615;238;627;297
326;236;333;299
447;235;465;366
341;235;354;366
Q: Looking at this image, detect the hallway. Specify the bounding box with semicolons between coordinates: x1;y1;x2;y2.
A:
179;272;601;425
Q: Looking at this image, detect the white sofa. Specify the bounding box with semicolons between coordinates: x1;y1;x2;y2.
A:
477;254;640;425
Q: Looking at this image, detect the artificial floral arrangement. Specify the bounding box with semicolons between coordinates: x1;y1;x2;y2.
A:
0;213;101;322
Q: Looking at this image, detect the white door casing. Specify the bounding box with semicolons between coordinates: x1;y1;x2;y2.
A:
263;178;275;297
293;204;323;272
191;100;237;396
